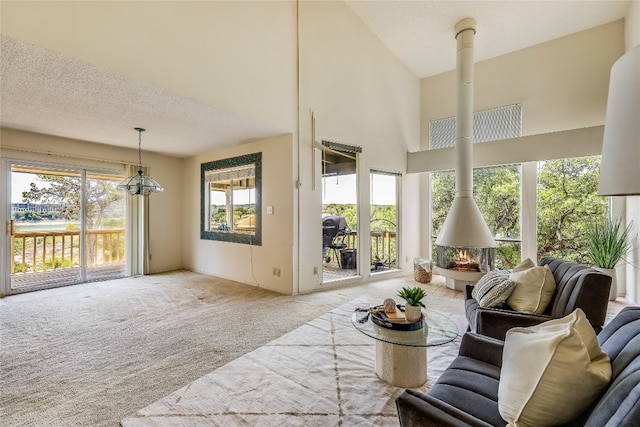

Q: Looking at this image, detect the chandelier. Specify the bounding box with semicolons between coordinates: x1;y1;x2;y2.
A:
117;127;164;196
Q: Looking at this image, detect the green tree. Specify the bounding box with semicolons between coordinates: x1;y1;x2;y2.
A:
20;174;125;266
21;175;122;229
537;157;606;263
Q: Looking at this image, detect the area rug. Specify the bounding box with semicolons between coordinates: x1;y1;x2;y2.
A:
121;297;466;426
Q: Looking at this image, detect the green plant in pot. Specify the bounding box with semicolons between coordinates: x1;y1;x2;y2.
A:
397;286;427;322
587;216;634;301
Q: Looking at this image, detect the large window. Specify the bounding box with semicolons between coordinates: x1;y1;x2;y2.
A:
537;156;606;263
432;165;521;269
431;156;606;268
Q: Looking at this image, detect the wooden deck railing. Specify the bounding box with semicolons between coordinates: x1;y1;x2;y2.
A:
329;230;397;270
11;229;125;274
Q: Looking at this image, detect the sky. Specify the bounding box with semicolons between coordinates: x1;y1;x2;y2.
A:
11;173;38;202
323;173;397;205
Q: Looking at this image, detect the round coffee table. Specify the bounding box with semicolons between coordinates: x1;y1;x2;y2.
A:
352;304;458;387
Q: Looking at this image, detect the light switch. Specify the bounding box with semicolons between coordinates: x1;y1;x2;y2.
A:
267;205;274;215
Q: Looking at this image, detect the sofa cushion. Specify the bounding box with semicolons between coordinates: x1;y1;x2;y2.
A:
507;265;556;314
427;356;505;426
471;272;516;308
498;309;612;427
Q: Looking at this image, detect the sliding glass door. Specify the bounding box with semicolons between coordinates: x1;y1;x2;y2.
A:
5;162;126;294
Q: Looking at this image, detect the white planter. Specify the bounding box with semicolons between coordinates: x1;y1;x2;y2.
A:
594;267;617;301
404;304;422;323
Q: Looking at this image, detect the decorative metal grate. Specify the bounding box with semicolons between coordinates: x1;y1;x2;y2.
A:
429;103;522;149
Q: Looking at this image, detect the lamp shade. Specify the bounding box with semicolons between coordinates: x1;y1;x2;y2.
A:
117;170;164;196
117;128;163;196
598;44;640;196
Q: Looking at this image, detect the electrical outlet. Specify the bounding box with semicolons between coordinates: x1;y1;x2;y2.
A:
272;267;277;276
313;266;318;275
276;268;281;277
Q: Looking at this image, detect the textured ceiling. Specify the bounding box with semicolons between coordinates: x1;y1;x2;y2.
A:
0;1;631;158
0;35;284;158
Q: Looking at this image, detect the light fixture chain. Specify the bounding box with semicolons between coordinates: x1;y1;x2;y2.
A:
138;129;142;169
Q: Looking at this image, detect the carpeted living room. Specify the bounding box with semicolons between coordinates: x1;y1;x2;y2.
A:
0;268;632;426
1;270;468;426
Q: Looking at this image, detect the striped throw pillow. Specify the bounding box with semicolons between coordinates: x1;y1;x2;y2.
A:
472;272;517;308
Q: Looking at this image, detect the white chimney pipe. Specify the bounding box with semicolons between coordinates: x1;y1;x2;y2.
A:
435;18;496;249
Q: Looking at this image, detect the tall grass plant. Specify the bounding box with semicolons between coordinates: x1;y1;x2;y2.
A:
587;216;634;269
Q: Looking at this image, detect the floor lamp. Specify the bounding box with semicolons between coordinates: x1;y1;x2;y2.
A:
598;45;640;196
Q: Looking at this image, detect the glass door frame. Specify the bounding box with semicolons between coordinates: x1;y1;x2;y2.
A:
369;169;402;273
1;159;127;296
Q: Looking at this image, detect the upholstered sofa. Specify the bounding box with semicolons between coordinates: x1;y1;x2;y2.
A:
465;257;611;340
396;306;640;427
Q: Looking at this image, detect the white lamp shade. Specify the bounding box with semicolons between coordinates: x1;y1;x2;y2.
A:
598;44;640;196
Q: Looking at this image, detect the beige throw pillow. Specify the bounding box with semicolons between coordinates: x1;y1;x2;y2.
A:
512;258;535;272
498;309;611;427
507;265;556;314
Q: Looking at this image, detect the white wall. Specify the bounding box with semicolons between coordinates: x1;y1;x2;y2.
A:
623;0;640;303
0;128;184;277
296;1;421;293
0;1;297;131
421;20;624;144
418;20;625;259
182;134;294;294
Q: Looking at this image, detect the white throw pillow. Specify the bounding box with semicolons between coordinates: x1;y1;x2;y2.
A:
506;265;556;314
471;272;516;308
498;309;611;427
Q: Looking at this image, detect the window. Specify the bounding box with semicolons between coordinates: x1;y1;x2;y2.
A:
431;165;521;269
536;156;606;263
370;170;400;272
429;104;522;149
431;156;606;268
201;153;261;245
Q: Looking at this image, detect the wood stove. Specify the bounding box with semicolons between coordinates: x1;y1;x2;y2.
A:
435;245;495;290
433;18;497;290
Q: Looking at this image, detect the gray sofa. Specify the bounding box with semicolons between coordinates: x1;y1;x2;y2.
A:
396;305;640;426
465;257;612;340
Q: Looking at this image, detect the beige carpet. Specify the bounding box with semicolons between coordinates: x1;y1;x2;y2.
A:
121;297;465;426
0;270;465;426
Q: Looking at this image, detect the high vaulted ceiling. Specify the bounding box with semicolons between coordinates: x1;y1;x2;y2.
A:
0;1;631;158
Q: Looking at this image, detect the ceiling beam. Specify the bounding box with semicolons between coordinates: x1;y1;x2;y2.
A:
407;125;604;173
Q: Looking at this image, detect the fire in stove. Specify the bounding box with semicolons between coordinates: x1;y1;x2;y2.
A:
436;245;495;273
452;248;480;272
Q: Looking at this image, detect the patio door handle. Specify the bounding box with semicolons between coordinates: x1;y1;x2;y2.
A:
8;220;14;236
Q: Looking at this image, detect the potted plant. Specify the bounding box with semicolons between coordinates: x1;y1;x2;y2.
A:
587;216;634;301
397;286;427;322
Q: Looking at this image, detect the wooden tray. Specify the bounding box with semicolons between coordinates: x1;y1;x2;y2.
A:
370;305;424;331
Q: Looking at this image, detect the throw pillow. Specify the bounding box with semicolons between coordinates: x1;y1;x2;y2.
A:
512;258;535;272
471;272;516;308
506;265;556;314
498;309;611;427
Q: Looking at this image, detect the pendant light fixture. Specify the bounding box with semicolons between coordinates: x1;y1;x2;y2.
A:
117;127;164;196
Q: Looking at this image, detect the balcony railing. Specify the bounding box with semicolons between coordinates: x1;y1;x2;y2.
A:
327;230;397;270
11;229;125;274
